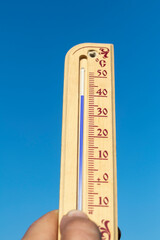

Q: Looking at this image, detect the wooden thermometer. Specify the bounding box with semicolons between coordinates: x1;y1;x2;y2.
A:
59;43;118;240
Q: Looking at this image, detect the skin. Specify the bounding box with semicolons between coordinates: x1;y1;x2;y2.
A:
22;210;101;240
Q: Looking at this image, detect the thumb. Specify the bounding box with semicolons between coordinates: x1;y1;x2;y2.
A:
60;210;101;240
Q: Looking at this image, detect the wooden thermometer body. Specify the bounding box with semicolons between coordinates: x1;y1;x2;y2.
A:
59;43;118;240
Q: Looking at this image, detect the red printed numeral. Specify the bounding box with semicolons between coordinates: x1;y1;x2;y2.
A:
96;89;108;96
97;69;107;76
99;150;108;158
103;173;109;181
97;129;108;137
97;107;108;116
99;196;109;206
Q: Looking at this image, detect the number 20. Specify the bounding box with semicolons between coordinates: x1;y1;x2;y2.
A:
97;128;108;137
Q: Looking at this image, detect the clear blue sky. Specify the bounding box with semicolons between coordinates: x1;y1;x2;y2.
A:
0;0;160;239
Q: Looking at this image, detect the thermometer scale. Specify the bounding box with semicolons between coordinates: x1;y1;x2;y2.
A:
59;43;118;240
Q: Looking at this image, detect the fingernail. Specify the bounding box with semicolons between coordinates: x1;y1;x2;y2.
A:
66;210;88;218
60;210;89;235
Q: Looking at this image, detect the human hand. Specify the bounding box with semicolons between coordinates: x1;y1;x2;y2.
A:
22;209;101;240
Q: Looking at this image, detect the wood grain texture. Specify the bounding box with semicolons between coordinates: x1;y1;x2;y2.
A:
59;43;118;240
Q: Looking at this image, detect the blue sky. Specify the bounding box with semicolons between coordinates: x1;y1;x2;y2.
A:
0;0;160;239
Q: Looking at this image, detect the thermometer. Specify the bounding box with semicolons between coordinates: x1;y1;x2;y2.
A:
59;43;118;240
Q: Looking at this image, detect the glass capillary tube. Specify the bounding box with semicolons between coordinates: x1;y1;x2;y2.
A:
78;68;85;210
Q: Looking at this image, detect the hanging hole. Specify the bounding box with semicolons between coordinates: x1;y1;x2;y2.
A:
88;50;97;58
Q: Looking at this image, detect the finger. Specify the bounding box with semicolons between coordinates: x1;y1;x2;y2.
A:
22;210;58;240
60;210;101;240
